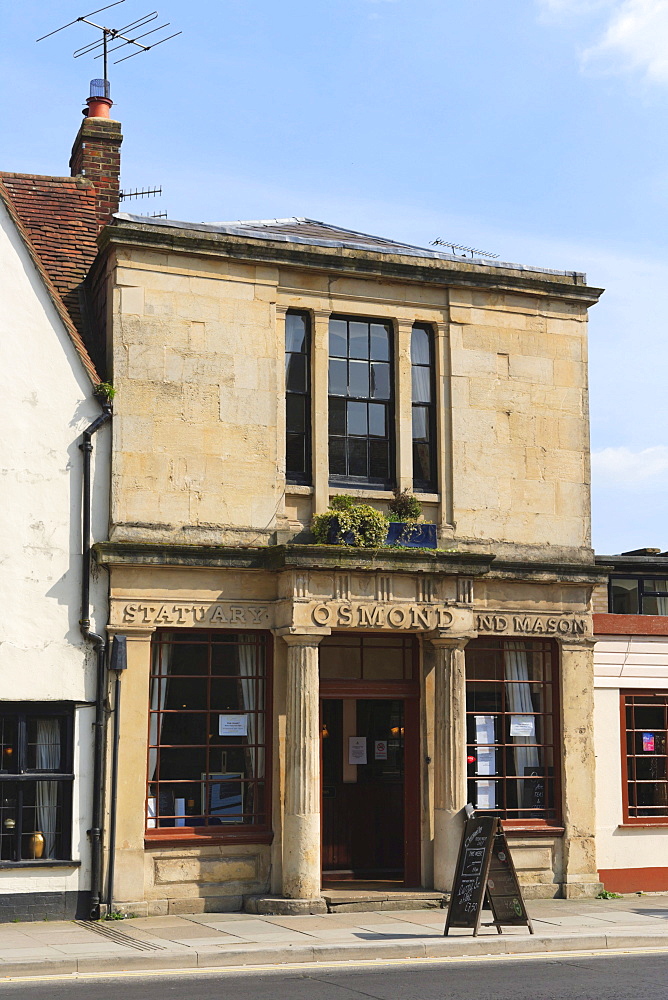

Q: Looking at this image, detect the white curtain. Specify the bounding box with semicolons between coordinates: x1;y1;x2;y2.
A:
238;643;261;780
656;596;668;615
36;719;61;859
503;641;539;812
149;634;172;785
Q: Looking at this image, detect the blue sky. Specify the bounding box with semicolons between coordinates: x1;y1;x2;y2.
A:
2;0;667;554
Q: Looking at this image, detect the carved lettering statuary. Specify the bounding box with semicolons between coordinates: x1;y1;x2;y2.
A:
119;602;271;627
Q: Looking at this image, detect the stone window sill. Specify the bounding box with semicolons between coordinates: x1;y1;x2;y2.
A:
0;859;81;869
286;485;314;496
144;829;274;847
618;822;668;828
329;488;440;503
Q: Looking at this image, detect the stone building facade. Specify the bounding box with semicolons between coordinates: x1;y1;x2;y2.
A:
91;213;606;913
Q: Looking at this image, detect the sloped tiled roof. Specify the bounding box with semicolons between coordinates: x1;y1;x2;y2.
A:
0;172;100;338
0;177;99;384
115;214;585;279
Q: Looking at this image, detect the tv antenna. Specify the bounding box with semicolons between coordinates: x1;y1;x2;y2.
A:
37;2;182;85
431;239;499;260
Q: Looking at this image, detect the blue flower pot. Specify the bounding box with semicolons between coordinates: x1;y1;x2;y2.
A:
326;517;356;545
385;521;437;548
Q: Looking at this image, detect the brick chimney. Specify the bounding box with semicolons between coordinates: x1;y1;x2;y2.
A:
69;80;123;231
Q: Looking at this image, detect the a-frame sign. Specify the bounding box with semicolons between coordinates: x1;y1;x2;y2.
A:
444;812;533;936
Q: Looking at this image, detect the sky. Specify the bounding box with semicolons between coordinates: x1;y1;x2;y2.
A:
1;0;667;555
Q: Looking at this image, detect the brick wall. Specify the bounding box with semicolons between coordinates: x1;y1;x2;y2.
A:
70;117;123;230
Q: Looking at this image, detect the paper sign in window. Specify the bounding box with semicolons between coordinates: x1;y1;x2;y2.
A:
643;732;655;752
219;715;248;737
374;740;388;760
348;736;367;765
510;715;535;738
476;780;496;809
475;715;495;744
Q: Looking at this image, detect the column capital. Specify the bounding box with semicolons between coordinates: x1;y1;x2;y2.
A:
557;635;597;651
106;625;155;641
276;629;327;646
426;631;474;650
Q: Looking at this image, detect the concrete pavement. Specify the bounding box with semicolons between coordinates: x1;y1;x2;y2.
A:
1;894;668;980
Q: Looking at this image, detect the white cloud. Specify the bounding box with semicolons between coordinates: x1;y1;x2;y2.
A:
583;0;668;81
539;0;668;82
592;445;668;488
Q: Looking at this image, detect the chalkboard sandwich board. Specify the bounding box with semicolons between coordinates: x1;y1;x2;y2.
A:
444;810;533;936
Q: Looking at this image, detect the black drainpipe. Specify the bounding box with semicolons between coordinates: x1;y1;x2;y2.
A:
79;401;112;920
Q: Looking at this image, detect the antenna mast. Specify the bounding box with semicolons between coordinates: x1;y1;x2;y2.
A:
37;1;182;91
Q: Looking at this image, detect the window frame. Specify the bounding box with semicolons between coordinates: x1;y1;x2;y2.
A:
464;638;562;831
327;313;395;491
285;309;312;486
410;323;437;493
144;629;273;846
0;703;75;865
620;690;668;826
608;575;668;615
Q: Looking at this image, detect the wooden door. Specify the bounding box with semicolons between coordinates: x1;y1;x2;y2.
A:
321;696;420;885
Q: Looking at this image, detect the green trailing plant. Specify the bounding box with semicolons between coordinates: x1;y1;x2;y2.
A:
597;889;623;899
387;489;422;523
312;500;388;548
93;381;116;403
329;494;357;512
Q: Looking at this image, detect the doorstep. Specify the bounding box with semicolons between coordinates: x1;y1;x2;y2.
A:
322;887;447;913
244;887;447;916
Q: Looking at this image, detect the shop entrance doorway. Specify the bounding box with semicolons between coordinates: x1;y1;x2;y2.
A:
319;633;420;888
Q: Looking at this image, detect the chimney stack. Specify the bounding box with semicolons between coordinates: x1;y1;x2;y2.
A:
70;80;123;231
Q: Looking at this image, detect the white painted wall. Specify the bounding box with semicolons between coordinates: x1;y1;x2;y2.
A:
0;195;110;896
594;635;668;875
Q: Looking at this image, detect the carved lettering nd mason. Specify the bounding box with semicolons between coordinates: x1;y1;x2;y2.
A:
118;602;271;628
475;613;589;636
311;603;453;630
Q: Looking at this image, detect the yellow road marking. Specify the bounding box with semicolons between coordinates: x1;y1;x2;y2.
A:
2;946;668;983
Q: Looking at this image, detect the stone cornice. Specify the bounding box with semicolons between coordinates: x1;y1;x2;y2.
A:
93;541;495;575
100;220;604;306
93;541;605;584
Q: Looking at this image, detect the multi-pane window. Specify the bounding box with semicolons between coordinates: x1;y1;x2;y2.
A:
0;705;73;862
465;639;558;825
622;692;668;823
147;631;270;833
610;577;668;615
285;311;311;484
411;324;436;492
328;316;393;487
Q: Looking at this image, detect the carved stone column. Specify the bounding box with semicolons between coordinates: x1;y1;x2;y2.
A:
281;633;323;900
559;635;602;898
430;635;469;891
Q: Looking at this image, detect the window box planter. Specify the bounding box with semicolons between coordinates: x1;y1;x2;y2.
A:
386;521;437;549
326;517;437;549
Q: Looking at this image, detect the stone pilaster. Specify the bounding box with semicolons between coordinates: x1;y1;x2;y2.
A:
281;633;323;900
430;635;469;891
559;635;602;898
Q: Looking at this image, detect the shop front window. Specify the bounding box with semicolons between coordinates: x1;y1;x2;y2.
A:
147;631;270;834
622;692;668;823
0;705;73;863
465;639;558;825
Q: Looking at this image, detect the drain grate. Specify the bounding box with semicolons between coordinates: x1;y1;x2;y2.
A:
75;920;165;951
